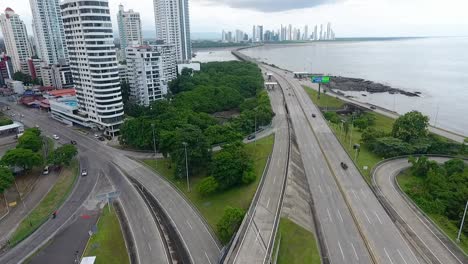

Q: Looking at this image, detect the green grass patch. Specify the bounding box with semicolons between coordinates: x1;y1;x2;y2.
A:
143;134;274;240
397;171;468;254
83;204;130;264
9;160;79;246
303;85;345;109
276;218;321;264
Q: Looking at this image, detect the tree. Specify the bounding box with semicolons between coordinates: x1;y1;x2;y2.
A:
1;148;42;171
371;137;414;158
354;113;376;131
0;166;14;193
443;159;465;176
216;207;245;244
48;144;78;167
361;127;387;145
408;156;438;178
392;111;429;142
211;142;254;190
17;132;42;152
197;176;219;196
323;112;341;124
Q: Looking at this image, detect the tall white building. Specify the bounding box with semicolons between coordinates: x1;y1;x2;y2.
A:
117;4;143;60
153;0;191;62
61;0;124;136
29;0;68;65
126;44;177;106
0;8;33;73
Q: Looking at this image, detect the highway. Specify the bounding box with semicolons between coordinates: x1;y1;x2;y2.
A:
264;63;425;264
2;103;220;263
225;70;290;264
373;157;468;264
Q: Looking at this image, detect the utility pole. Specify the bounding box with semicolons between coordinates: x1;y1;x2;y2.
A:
151;123;156;157
182;142;190;192
457;200;468;243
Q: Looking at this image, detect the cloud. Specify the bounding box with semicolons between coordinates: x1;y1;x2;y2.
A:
197;0;343;12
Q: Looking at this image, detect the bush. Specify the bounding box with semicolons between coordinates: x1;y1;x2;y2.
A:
217;207;245;244
323;112;341;124
371;137;414;158
197;176;219;196
0;118;13;127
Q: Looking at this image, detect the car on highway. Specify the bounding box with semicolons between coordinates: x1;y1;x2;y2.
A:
70;140;77;145
340;162;348;170
312;114;316;118
370;105;377;110
81;169;88;177
52;134;60;140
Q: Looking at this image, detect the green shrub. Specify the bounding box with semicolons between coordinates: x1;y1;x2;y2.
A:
217;207;245;244
197;176;219;196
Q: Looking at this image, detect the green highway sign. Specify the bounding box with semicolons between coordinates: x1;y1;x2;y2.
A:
312;76;330;83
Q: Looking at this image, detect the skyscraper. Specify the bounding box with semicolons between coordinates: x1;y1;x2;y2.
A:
303;25;309;40
313;25;318;41
327;22;331;40
153;0;192;62
29;0;68;65
61;0;124;136
117;4;143;60
320;24;323;40
0;8;32;73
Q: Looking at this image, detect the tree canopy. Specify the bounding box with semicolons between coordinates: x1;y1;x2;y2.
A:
392;111;429;142
2;148;42;171
0;166;14;193
216;206;245;244
17;128;43;152
48;144;78;167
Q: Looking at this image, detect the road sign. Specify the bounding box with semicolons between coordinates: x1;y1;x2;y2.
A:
311;76;330;83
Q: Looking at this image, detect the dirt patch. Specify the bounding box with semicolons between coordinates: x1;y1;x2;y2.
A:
212;110;240;123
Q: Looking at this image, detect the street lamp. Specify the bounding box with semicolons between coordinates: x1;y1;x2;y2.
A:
457;200;468;243
353;144;360;162
182;142;190;192
151;123;156;157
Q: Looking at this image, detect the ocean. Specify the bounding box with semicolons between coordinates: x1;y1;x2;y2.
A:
235;37;468;136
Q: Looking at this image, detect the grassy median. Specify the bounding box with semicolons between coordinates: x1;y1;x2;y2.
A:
303;85;345;109
83;204;130;264
276;218;321;264
9;160;79;246
398;171;468;254
143;134;274;236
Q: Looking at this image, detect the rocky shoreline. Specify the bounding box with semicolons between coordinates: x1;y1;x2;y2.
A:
322;76;420;97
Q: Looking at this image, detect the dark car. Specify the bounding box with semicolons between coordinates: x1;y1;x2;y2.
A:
312;114;316;118
341;162;348;170
370;105;377;110
247;134;256;140
98;136;105;141
70;140;77;145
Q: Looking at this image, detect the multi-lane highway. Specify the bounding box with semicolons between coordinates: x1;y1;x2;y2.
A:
374;157;468;264
1;102;220;263
225;70;290;264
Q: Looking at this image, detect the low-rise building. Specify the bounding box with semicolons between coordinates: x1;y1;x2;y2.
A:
41;64;73;89
126;44;177;106
5;79;24;94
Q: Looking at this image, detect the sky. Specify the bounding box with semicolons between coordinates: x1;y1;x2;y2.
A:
0;0;467;39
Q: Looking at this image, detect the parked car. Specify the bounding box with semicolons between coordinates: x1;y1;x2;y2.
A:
370;105;377;110
81;169;88;177
247;134;256;140
52;134;60;140
43;166;49;175
98;136;105;141
94;133;99;138
70;140;77;145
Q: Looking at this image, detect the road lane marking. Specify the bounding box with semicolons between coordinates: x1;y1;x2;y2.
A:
397;249;409;264
327;208;333;222
338;241;345;260
373;211;383;225
337;209;344;223
148;243;152;251
361;188;367;199
186;220;193;230
351;242;359;261
362;209;372;224
205;252;213;264
318;185;323;193
384;248;395;264
255;230;260;243
352;190;360;200
273;175;276;184
266;198;270;208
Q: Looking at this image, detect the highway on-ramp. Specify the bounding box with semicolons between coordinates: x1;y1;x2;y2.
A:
373;157;468;264
3;103;220;263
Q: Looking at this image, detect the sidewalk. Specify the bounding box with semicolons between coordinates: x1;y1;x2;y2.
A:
0;171;60;246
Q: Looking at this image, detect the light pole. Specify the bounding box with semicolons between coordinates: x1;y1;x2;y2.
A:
457;200;468;243
182;142;190;192
151;123;156;157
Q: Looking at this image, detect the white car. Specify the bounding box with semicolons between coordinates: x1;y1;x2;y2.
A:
52;134;60;140
81;169;88;177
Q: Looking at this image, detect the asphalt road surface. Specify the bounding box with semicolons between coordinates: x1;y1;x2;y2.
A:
374;157;468;264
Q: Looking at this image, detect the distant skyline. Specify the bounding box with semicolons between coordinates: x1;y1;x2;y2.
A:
0;0;467;39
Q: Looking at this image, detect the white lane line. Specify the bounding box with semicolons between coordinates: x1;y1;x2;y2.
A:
384;248;395;264
327;208;333;222
255;230;260;243
266;198;270;208
373;211;383;225
186;220;193;230
148;243;152;251
205;251;213;264
273;175;276;184
351;242;359;261
337;209;344;223
338;241;345;261
352;190;360;200
318;184;323;193
362;209;372;224
360;188;367;199
397;249;409;264
142;227;146;233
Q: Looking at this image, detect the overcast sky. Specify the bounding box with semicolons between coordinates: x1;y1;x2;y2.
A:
1;0;467;38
